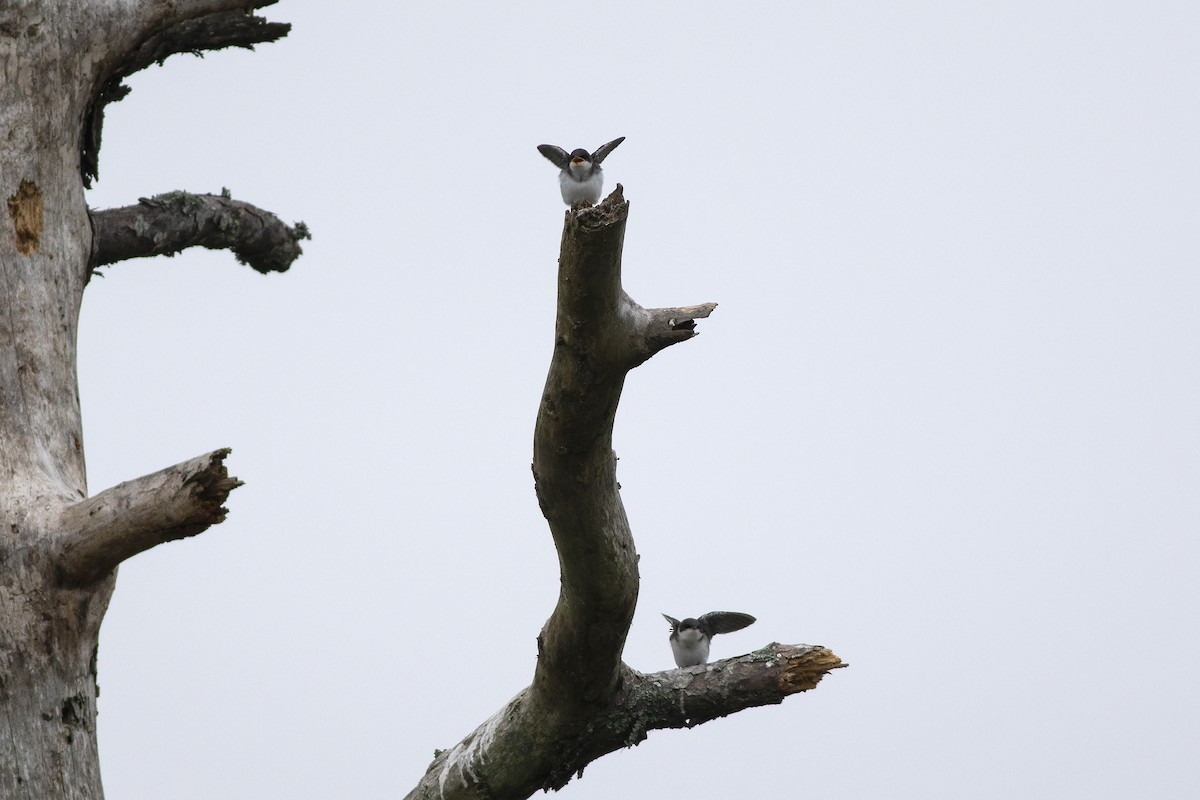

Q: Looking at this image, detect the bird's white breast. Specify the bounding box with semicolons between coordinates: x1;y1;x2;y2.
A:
670;629;710;668
559;167;603;205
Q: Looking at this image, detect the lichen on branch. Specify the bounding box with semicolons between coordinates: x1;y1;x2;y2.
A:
90;190;309;276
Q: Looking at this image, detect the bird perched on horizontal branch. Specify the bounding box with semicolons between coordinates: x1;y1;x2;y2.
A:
662;611;756;667
537;136;624;205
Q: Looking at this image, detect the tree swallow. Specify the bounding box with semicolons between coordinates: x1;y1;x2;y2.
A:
537;136;625;206
662;611;756;668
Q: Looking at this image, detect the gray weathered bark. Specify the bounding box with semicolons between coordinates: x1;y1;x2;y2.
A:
402;187;844;800
56;449;243;587
0;2;292;797
4;2;838;796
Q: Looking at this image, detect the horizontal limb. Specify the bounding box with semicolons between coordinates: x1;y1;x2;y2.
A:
413;644;845;798
90;191;309;276
83;4;291;184
56;449;242;586
547;644;846;789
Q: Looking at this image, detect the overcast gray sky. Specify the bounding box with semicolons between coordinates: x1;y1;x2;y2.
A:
78;2;1198;797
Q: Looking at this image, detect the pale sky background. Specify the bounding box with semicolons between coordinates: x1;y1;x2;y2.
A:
75;2;1198;798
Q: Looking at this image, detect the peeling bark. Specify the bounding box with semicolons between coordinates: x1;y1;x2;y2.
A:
90;191;309;276
6;178;44;255
402;188;843;800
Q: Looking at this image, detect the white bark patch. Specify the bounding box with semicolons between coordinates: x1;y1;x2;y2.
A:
436;695;517;799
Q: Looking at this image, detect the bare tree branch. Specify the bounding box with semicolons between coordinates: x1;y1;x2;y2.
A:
628;301;719;365
56;449;242;586
83;5;290;184
414;645;846;799
530;183;646;702
89;190;309;276
403;187;841;800
547;645;846;788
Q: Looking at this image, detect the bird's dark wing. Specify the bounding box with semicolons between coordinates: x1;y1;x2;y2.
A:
537;144;570;169
661;613;681;631
699;611;756;635
590;136;625;164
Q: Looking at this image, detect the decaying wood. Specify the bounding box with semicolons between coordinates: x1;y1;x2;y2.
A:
3;0;841;794
402;188;843;800
57;449;243;586
90;191;309;276
1;2;293;796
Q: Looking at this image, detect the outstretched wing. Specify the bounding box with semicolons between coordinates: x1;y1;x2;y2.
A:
591;136;625;164
537;144;570;169
661;613;681;631
699;611;756;635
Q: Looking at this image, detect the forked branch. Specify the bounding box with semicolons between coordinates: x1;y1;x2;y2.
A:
405;188;842;800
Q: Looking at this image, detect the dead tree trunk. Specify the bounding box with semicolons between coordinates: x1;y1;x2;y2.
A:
3;3;839;797
403;187;845;800
0;2;301;797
